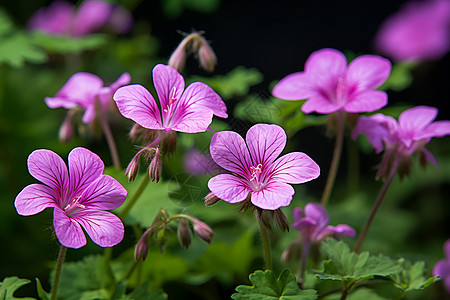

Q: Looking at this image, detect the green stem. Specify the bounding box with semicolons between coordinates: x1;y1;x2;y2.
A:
100;111;121;170
347;138;359;195
354;156;400;252
50;245;67;300
320;111;345;207
119;174;150;219
298;241;310;288
257;215;272;270
102;247;115;287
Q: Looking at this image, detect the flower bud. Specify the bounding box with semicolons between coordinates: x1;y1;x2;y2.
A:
168;41;187;72
192;218;214;244
204;192;220;206
149;146;162;182
134;231;150;261
177;218;192;249
59;112;74;143
126;155;140;182
198;42;217;72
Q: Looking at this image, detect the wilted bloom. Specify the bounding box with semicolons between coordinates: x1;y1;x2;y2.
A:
46;72;131;124
272;48;391;114
184;148;222;176
352;106;450;178
208;124;320;210
114;64;227;133
433;239;450;293
293;203;356;243
29;0;132;37
374;0;450;62
15;147;127;248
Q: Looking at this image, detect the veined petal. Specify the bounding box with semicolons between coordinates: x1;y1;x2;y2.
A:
170;107;214;133
210;130;252;178
113;84;164;130
153;64;185;111
399;106;438;133
178;82;227;118
304;203;329;231
250;181;294;210
344;90;388;113
246;124;286;167
301;93;342;114
272;72;312;100
15;184;58;216
71;0;112;37
28;149;69;202
269;152;320;184
346;55;391;91
54;207;86;248
68;147;104;199
208;174;250;203
305;48;347;89
72;209;124;247
80;175;127;210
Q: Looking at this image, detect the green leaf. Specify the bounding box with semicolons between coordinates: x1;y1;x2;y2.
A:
31;32;108;54
119;282;167;300
378;62;416;92
35;278;48;300
232;269;318;300
0;9;14;35
0;277;35;300
0;33;47;68
310;239;401;284
390;258;439;293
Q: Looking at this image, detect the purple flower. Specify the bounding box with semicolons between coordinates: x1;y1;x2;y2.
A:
207;124;320;210
272;48;391;114
113;64;227;133
28;0;133;37
184;148;222;176
352;106;450;165
293;203;356;243
45;72;131;123
433;239;450;293
15;147;127;248
374;0;450;62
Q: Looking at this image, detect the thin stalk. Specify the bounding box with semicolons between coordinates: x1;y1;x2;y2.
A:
321;111;345;207
354;156;400;252
50;245;67;300
347;138;359;195
100;111;121;170
119;174;150;219
257;215;272;270
298;241;310;288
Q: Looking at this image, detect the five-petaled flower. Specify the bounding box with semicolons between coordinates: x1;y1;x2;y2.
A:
113;64;227;133
15;147;127;248
46;72;131;124
352;106;450;178
433;239;450;293
293;203;356;244
207;124;320;210
272;48;391;114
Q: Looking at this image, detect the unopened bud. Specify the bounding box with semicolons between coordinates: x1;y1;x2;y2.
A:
198;42;217;72
149;146;162;182
126;155;140;182
134;231;150;261
192;218;214;244
177;218;192;249
59;112;74;143
204;192;220;206
168;42;187;72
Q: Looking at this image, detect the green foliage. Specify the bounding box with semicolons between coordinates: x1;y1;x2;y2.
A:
0;277;34;300
31;32;109;54
117;282;167;300
390;259;439;294
378;62;416;92
161;0;221;18
35;278;48;300
232;269;318;300
310;239;401;284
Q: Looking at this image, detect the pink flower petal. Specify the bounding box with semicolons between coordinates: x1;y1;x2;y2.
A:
208;174;250;203
153;64;185;113
15;184;58;216
113;84;164;130
27;149;69;202
170;107;214;133
316;224;356;240
344;90;388;113
71;0;112;37
28;1;73;35
352;114;397;153
251;181;294;210
210;130;252;178
179;82;227;118
301;93;342;114
304;203;329;231
346;55;391;91
67;147;104;199
72;209;124;247
53;207;87;248
246;124;286;167
80;175;127;210
269;152;320;184
423;120;450;138
293;207;304;223
399;106;438;133
272;72;312;100
98;72;132;106
305;48;347;89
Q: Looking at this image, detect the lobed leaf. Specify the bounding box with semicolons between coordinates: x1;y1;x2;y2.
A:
0;277;35;300
390;258;439;293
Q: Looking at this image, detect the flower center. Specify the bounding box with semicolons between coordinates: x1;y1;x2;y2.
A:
249;164;265;191
334;77;347;105
64;195;85;216
163;87;179;129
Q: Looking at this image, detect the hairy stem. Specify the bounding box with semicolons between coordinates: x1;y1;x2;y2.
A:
50;245;67;300
321;111;345;207
257;215;272;270
100;111;122;170
354;156;400;252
